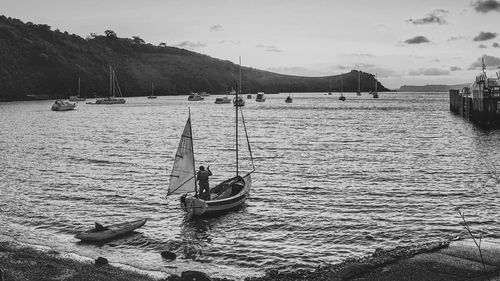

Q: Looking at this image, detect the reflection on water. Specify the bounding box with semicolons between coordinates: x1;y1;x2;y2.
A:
1;93;500;279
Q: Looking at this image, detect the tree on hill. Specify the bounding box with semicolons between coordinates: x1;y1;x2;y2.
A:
104;29;117;38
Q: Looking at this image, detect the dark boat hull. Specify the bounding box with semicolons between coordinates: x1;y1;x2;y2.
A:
181;173;252;216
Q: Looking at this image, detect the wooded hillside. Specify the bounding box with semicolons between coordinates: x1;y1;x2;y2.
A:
0;15;389;101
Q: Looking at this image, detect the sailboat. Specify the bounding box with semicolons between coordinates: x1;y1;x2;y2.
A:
357;71;361;96
339;75;346;101
69;77;86;102
233;65;246;106
95;67;126;104
370;73;379;98
147;82;157;99
328;79;332;95
285;94;293;103
167;57;254;219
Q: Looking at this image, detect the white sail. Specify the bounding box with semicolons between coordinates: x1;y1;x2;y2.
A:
168;116;196;196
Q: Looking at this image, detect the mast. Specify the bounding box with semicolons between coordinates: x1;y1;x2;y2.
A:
109;66;112;98
357;71;361;94
236;57;241;176
78;77;81;97
374;73;378;92
151;82;154;96
340;75;343;93
188;108;198;195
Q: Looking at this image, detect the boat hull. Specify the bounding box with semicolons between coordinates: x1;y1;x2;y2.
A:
215;98;231;104
74;218;147;241
69;96;86;102
180;173;252;216
51;101;76;111
95;98;126;104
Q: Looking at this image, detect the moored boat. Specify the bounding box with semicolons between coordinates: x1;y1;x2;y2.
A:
255;92;266;102
339;76;346;101
370;73;379;98
188;93;204;101
51;99;76;111
233;96;245;106
69;77;86;101
95;67;127;104
357;71;362;96
147;82;157;99
215;96;231;104
74;218;147;241
285;95;293;103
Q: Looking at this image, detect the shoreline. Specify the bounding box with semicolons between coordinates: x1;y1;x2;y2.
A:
0;234;454;281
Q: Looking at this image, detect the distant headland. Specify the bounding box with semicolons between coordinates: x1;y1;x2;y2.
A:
0;15;389;101
398;84;469;92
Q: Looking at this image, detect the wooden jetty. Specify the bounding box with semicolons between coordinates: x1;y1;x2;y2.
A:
450;60;500;128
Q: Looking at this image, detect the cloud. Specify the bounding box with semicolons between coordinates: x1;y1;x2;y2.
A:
450;66;462;71
174;41;207;49
473;31;497;41
471;0;500;13
217;40;240;45
408;9;448;25
493;42;500;48
447;36;467;42
479;44;488;48
210;24;223;32
404;36;431;44
408;68;450;76
468;55;500;70
256;44;282;52
347;53;376;58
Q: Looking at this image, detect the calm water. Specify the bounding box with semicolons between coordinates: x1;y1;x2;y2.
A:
1;92;500;279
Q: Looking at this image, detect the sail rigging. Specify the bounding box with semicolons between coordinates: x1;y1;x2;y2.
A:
167;114;197;196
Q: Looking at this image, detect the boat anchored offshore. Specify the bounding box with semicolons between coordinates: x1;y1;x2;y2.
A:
167;57;255;219
233;96;245;106
74;218;147;242
69;77;86;102
339;76;346;101
285;95;293;103
188;93;204;101
51;99;76;111
370;73;379;98
95;67;126;104
255;92;266;102
147;82;157;99
357;71;361;96
215;96;231;104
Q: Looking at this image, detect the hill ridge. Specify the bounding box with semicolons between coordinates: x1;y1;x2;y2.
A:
0;15;389;101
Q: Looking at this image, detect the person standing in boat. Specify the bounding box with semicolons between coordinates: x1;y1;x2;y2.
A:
197;166;212;200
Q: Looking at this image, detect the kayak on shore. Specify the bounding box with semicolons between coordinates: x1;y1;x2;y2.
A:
74;218;147;242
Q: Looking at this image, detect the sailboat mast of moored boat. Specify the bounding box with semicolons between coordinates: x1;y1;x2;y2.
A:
236;57;241;176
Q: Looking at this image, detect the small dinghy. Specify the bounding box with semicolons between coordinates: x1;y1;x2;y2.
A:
75;218;147;241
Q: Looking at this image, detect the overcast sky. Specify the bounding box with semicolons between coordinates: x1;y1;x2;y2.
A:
2;0;500;88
